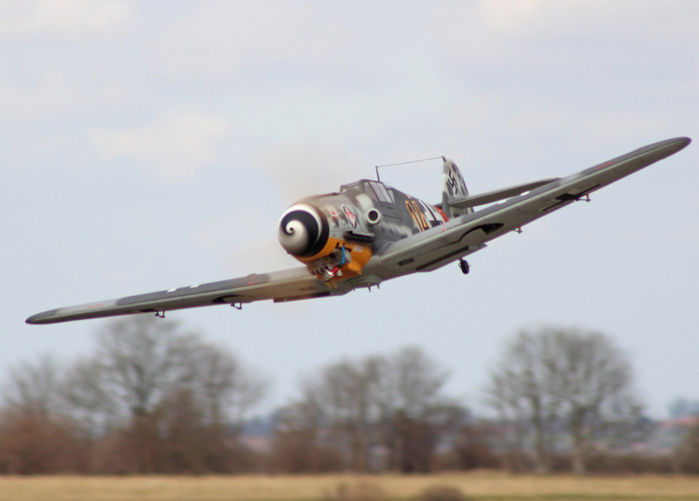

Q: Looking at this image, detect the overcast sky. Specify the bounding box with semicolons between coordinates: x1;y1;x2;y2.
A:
3;0;698;417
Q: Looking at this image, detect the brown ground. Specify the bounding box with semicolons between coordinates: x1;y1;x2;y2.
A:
0;472;698;501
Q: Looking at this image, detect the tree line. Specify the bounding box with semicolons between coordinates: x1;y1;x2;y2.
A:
1;317;698;475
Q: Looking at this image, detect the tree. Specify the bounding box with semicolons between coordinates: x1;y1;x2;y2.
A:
374;347;461;472
669;398;699;419
308;355;382;472
450;418;501;471
485;326;643;475
675;417;699;473
282;346;464;473
190;341;268;430
62;316;268;473
484;330;563;473
91;316;200;419
270;399;344;473
179;341;268;473
3;355;61;416
0;355;86;473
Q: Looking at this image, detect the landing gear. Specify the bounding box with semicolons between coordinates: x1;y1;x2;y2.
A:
459;258;470;275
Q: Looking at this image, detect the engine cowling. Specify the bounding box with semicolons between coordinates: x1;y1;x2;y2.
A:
277;204;330;258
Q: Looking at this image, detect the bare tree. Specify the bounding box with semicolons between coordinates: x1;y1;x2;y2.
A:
287;346;463;473
179;342;268;473
485;326;643;475
91;316;200;418
3;354;62;418
0;355;86;473
675;418;699;474
61;357;118;436
549;329;643;474
61;316;268;473
484;330;564;473
450;418;501;471
189;342;268;429
308;355;383;472
64;316;200;472
375;347;459;472
271;398;344;473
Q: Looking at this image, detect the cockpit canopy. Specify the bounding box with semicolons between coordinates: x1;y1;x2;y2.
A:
340;179;395;204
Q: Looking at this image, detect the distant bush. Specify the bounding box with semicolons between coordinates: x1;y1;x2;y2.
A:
418;485;474;501
322;481;386;501
586;453;677;474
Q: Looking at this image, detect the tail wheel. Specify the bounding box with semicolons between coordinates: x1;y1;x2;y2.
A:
459;259;470;275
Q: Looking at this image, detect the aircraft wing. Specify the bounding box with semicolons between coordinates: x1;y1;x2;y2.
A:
376;137;691;275
26;267;343;324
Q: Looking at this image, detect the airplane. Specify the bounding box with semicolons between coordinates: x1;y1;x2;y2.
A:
27;137;690;325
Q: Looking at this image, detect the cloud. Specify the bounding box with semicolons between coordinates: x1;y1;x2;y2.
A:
0;0;134;40
89;111;235;183
426;2;532;65
0;64;135;123
0;68;81;121
149;1;361;80
506;107;572;134
428;0;699;66
474;0;699;41
478;0;545;33
446;95;503;132
577;112;670;146
218;52;467;151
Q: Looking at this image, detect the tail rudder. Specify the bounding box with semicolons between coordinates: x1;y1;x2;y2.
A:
442;157;471;218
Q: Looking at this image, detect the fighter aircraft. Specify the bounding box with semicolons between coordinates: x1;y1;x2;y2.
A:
27;137;690;325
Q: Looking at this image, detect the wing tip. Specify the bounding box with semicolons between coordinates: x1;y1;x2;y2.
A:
653;136;691;160
25;310;59;325
666;136;691;152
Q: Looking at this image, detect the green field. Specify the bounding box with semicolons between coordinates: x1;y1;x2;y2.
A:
0;473;698;501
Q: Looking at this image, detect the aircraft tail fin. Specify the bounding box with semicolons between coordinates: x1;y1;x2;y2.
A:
442;157;472;218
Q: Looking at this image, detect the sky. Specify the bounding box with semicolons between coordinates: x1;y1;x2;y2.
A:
2;0;698;418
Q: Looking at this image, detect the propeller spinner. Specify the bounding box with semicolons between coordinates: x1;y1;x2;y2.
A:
277;204;330;257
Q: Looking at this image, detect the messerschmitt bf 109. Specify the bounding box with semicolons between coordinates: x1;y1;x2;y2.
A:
27;137;690;325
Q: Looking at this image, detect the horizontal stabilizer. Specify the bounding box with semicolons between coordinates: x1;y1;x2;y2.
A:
447;178;559;209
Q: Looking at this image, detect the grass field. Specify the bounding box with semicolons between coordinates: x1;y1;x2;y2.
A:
0;473;698;501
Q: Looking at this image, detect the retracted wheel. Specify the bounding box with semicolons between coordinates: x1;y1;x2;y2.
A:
459;259;470;275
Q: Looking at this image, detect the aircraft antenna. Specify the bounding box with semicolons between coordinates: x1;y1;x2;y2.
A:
375;156;444;182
